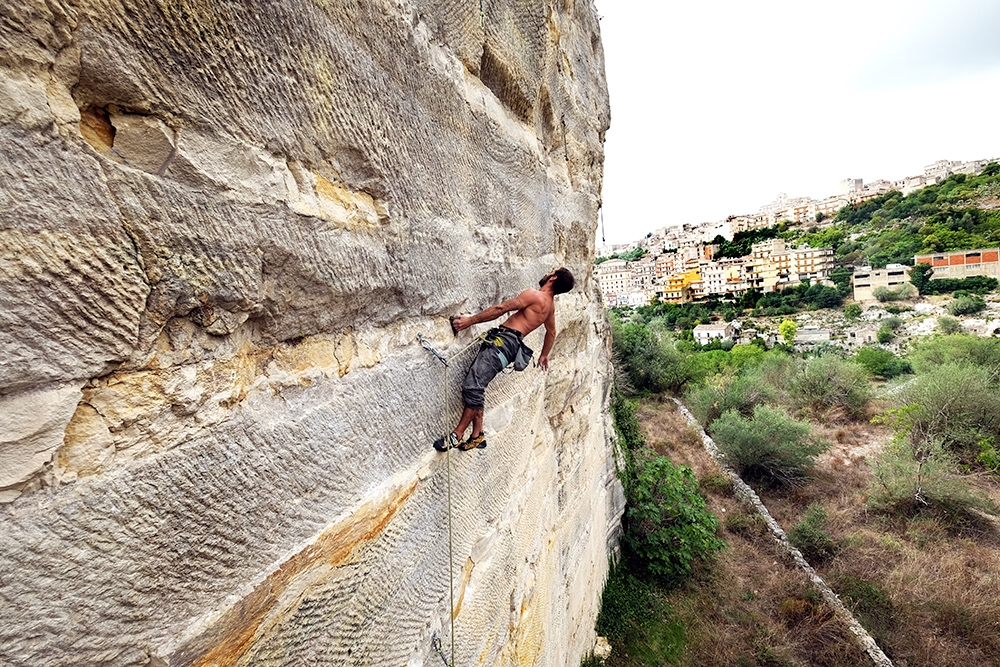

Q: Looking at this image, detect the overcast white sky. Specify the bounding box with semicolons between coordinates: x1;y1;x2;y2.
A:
593;0;1000;245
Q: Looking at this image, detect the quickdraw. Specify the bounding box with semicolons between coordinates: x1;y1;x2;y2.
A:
431;631;452;667
418;332;449;367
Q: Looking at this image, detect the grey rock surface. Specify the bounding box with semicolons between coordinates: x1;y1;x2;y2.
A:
0;0;620;665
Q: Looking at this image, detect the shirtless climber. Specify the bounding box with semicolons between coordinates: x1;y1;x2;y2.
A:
434;268;575;452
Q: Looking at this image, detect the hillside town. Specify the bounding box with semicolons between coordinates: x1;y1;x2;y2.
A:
597;157;995;307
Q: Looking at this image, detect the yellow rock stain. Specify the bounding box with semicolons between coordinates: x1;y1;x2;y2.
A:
313;173;387;229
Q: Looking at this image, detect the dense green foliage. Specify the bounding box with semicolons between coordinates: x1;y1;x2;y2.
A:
596;247;646;264
709;404;828;487
852;347;911;378
612;321;687;393
868;334;1000;522
873;283;917;302
922;274;998;295
623;453;726;584
609;338;725;586
907;334;1000;373
751;281;843;315
714;226;778;259
592;558;686;665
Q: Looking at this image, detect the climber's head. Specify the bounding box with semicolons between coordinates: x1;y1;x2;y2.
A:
540;267;575;294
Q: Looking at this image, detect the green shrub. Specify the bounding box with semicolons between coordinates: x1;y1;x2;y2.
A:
937;316;962;334
791;354;872;417
595;558;686;663
843;303;862;320
709;404;828;487
882;315;904;330
852;347;911;378
977;436;1000;474
596;558;660;640
623;453;725;584
613;321;691;393
923;275;998;295
876;326;893;344
948;294;986;316
699;473;733;496
892;364;1000;453
788;505;839;563
685;373;774;427
873;284;917;302
611;391;645;451
867;439;997;521
908;334;1000;373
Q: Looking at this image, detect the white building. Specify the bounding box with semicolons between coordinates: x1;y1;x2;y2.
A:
596;259;630;305
693;322;736;345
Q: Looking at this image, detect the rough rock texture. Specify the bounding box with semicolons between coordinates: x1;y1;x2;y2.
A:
0;0;620;665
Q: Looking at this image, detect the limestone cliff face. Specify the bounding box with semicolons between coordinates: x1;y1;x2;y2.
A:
0;1;620;665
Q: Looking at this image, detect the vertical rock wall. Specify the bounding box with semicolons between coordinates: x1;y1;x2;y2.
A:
0;1;621;665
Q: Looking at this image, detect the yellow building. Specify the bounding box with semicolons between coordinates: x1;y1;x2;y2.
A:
660;268;701;303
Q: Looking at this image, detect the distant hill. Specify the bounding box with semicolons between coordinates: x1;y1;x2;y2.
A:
785;162;1000;268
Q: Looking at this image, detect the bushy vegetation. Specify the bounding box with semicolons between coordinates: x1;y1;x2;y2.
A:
714;226;778;259
751;281;843;315
947;293;986;315
623;452;726;584
873;283;917;302
851;346;911;378
596;247;646;264
790;355;871;418
612;321;689;394
710;404;828;487
601;283;1000;664
936;316;962;334
907;334;1000;373
598;380;724;664
889;365;1000;454
867;438;997;522
788;505;839;563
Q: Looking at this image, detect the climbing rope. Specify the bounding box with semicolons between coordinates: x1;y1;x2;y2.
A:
419;330;487;667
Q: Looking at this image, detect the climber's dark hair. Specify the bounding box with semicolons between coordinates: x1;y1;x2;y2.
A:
552;267;575;295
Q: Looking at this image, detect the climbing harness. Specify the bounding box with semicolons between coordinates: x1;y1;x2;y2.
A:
418;330;487;667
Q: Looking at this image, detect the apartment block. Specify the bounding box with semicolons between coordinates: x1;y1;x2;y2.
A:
852;264;909;301
914;248;1000;280
596;258;630;305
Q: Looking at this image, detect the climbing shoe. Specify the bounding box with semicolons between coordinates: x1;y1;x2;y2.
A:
458;433;487;451
434;432;460;452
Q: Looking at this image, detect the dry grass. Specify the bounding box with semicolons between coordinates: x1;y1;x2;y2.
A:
632;396;1000;667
